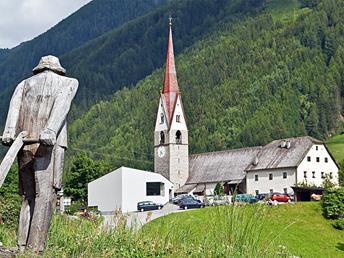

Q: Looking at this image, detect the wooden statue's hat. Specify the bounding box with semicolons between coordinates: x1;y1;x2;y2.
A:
33;55;66;75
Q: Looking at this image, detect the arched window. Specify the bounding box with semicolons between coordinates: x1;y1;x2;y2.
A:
160;113;164;124
176;114;181;123
160;131;165;144
176;130;182;144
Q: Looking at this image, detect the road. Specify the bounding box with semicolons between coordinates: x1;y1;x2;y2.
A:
102;203;184;229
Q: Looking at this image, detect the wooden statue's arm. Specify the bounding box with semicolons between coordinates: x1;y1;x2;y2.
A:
3;81;25;136
45;80;78;135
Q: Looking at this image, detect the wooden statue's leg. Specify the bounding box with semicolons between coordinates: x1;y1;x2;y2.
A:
17;198;30;250
17;151;35;250
26;146;56;253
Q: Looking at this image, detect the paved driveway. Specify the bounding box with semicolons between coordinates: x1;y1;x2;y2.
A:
103;203;184;229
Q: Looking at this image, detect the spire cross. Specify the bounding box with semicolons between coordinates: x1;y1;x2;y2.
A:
169;16;172;26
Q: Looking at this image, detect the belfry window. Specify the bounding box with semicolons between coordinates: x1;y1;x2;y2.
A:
160;131;165;144
176;114;181;123
160;113;164;124
176;130;182;144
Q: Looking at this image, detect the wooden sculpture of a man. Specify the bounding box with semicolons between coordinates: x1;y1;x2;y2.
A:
1;55;78;252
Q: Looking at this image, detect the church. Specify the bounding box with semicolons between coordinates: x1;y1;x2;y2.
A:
153;22;340;198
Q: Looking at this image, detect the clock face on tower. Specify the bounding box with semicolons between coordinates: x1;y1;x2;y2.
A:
158;146;166;158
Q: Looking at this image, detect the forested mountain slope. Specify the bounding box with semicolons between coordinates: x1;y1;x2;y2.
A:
0;0;167;122
68;0;344;171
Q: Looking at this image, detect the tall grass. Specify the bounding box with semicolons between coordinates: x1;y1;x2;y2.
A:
12;205;284;257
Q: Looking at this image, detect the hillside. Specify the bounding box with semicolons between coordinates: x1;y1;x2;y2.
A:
0;0;167;123
67;0;344;172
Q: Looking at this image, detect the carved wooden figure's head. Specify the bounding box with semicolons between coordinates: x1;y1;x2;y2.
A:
32;55;66;75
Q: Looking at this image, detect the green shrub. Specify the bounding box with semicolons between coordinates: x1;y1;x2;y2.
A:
64;201;85;215
0;194;21;228
322;187;344;219
332;218;344;230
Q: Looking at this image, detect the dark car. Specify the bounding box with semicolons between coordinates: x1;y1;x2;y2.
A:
171;194;190;204
137;201;163;212
179;199;205;210
256;193;268;201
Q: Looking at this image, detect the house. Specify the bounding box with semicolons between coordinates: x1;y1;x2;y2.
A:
88;167;173;213
245;136;339;196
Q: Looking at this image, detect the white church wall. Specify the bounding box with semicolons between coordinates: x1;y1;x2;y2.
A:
296;144;339;186
88;168;122;213
246;168;296;195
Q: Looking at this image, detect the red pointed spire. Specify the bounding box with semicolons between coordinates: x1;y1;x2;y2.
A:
162;18;180;125
162;20;179;94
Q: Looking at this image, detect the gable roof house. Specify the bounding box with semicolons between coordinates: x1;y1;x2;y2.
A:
176;136;339;197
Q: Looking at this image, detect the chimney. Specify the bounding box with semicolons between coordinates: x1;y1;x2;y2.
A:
252;156;259;166
280;140;286;148
286;141;291;149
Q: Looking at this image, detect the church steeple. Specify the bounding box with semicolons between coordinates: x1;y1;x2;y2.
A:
162;20;180;125
154;18;189;191
162;19;179;94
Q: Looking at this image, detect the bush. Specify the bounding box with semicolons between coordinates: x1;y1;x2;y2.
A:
332;218;344;230
322;187;344;219
64;201;85;215
0;194;21;228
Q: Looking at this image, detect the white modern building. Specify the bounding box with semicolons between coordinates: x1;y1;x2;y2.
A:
88;167;173;213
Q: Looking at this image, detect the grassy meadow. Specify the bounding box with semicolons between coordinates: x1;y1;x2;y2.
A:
327;133;344;165
1;202;343;257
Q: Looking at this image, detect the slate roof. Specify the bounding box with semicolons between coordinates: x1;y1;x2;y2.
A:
246;136;323;171
183;136;327;186
186;146;262;184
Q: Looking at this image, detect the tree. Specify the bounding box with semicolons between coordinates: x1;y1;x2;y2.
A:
64;152;111;203
214;183;224;196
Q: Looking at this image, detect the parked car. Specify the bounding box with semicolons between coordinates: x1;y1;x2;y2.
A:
234;194;258;203
256;193;269;201
179;199;205;210
171;194;194;205
204;195;229;206
270;193;289;202
137;201;163;212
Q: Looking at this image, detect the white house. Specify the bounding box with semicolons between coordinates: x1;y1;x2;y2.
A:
88;167;173;213
245;136;339;196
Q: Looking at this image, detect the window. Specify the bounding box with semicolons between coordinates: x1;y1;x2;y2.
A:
255;175;258;181
325;157;328;163
160;113;164;124
178;170;180;175
176;130;182;144
270;189;273;195
176;114;181;123
304;171;307;178
255;190;259;195
160;131;165;144
330;172;333;179
321;172;325;179
307;156;311;162
316;157;320;162
283;172;287;179
283;188;288;194
316;146;318;151
312;171;316;178
178;158;180;163
269;173;273;180
146;182;164;196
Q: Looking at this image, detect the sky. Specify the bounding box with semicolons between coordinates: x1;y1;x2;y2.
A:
0;0;92;49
